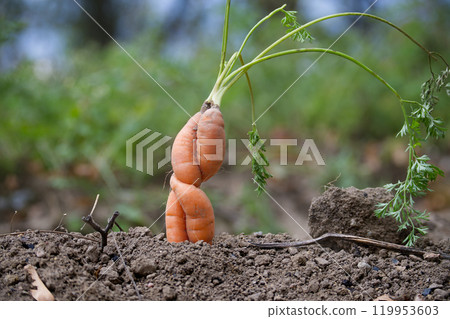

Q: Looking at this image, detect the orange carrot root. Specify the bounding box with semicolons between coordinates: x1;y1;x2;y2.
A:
165;103;225;244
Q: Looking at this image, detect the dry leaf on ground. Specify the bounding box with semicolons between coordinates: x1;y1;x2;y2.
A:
24;264;55;301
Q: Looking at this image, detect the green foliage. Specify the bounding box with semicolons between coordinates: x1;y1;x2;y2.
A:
280;10;313;42
375;68;448;246
248;126;272;195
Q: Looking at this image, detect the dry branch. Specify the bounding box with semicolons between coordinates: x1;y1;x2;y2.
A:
82;211;120;251
249;232;450;260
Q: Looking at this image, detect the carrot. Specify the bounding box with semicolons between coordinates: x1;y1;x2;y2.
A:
165;103;225;244
165;190;188;243
170;175;215;243
197;105;226;182
171;112;202;187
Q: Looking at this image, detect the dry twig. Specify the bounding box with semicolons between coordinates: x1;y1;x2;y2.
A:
249;232;450;260
82;211;120;251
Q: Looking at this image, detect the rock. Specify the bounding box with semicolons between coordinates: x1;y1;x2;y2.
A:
428;283;443;290
357;261;372;272
131;259;157;276
308;186;408;243
315;257;330;267
35;245;46;258
255;255;271;266
154;233;165;241
433;289;449;300
288;247;298;255
163;286;177;300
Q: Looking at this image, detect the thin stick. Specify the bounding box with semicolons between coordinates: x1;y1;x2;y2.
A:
249;232;450;260
53;213;68;231
81;194;100;231
10;211;18;233
82;211;120;251
0;230;100;243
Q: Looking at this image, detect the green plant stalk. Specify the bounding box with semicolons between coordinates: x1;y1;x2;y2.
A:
218;0;231;76
239;54;256;127
209;11;434;104
217;48;401;102
227;5;287;79
254;12;433;60
208;4;447;245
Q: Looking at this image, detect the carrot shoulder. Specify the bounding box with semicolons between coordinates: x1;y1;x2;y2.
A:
197;107;226;182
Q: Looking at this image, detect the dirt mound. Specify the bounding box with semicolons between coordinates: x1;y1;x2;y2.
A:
0;228;448;301
308;186;410;244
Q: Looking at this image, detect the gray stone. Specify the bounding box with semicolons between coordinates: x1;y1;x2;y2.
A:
131;259;157;276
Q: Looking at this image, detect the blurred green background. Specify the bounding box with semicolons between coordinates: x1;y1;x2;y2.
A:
0;0;449;239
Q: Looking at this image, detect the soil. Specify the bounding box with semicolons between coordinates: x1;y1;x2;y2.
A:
309;186;409;244
0;186;449;301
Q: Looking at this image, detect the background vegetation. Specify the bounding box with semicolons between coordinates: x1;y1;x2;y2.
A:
0;0;448;237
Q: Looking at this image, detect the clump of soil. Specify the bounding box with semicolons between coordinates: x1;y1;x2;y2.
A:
0;228;449;301
309;186;409;244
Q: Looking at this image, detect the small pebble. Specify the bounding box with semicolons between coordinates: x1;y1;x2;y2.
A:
132;259;157;276
357;261;371;272
288;247;298;255
315;257;330;267
154;233;165;241
308;280;320;293
433;289;449;300
35;246;46;258
429;283;443;290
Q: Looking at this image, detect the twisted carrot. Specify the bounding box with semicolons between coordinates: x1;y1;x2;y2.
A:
166;103;225;243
